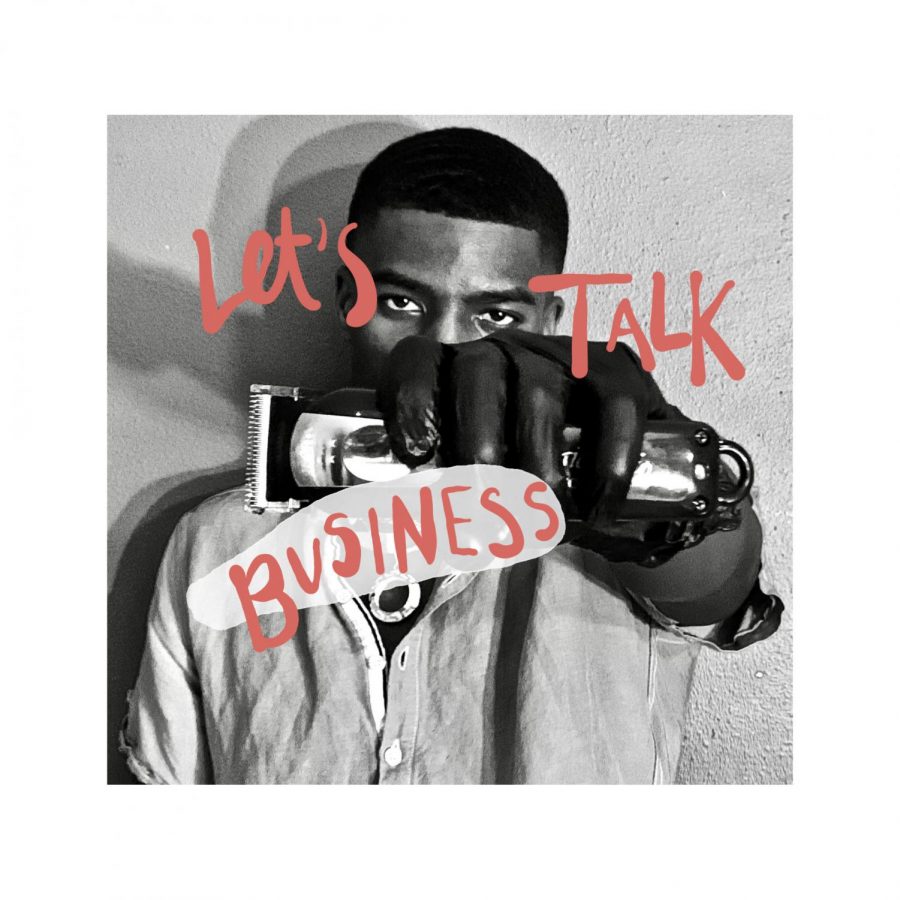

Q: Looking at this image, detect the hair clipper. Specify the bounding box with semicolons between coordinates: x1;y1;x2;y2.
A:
243;385;753;522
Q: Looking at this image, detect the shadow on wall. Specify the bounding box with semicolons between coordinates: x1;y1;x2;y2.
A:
108;117;419;783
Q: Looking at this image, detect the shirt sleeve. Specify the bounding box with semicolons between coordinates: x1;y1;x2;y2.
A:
623;567;784;651
119;513;213;784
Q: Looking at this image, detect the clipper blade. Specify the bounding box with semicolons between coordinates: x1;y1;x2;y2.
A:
244;384;311;514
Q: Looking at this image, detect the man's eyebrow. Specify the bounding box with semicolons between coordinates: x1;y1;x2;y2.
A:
370;269;437;299
463;287;536;307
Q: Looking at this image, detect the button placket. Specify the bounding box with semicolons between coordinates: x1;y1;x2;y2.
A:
378;628;424;782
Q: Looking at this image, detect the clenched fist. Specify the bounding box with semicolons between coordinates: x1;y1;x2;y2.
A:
376;331;685;559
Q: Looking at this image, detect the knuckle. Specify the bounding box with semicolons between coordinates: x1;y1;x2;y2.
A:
470;440;505;466
541;470;566;499
460;339;505;369
388;334;442;375
528;384;560;421
609;457;633;482
452;436;504;466
396;333;438;355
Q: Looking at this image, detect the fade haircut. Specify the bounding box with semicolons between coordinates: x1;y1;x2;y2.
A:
348;127;569;271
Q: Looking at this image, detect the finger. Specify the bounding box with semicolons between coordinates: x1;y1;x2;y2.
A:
575;383;648;528
376;335;444;467
511;347;570;498
444;339;508;466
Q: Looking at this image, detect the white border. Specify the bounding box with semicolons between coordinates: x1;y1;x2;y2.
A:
2;1;896;897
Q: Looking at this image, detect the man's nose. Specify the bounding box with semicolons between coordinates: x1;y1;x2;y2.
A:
426;312;469;345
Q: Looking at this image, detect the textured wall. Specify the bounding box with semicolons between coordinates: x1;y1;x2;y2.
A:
108;115;792;784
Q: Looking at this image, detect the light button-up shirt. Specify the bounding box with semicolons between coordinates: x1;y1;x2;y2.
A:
122;488;781;784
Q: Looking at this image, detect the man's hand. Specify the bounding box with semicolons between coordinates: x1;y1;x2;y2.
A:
376;330;768;622
376;331;676;533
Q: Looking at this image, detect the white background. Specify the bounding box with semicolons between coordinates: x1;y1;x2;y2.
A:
2;1;897;898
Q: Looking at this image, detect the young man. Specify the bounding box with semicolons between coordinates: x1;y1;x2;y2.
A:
122;127;782;784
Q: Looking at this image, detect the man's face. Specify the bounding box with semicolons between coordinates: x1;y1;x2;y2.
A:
337;208;563;385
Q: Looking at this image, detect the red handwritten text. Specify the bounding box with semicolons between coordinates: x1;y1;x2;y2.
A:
193;208;376;334
529;271;745;386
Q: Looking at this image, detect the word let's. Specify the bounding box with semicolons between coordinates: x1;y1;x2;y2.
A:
193;208;376;334
531;272;745;387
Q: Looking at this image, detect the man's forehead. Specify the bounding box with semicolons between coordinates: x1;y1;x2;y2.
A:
351;207;553;290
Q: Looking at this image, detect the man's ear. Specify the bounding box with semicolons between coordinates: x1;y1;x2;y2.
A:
543;294;565;334
335;266;355;324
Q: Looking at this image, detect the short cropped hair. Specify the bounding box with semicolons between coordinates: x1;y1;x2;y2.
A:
348;127;569;270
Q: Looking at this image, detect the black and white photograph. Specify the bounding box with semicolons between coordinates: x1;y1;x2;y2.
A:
108;115;791;785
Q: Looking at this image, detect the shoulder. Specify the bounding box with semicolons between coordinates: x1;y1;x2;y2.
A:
181;485;247;525
171;487;291;576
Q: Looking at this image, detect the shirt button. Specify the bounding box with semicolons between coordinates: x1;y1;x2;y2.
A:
383;740;402;767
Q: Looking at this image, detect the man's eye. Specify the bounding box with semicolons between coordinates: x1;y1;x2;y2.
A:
381;295;424;315
475;309;520;328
